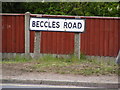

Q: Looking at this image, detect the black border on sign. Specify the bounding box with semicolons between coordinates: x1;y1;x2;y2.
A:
29;17;86;33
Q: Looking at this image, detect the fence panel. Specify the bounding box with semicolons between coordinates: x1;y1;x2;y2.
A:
2;15;25;53
2;14;120;57
81;17;119;57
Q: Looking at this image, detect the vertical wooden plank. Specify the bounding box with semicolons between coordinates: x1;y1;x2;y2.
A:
0;13;1;52
104;19;110;56
92;19;96;56
41;31;46;53
7;16;12;53
42;31;48;54
19;16;23;53
64;32;68;54
30;31;35;53
90;19;95;56
5;16;7;53
84;19;91;55
43;32;48;53
99;19;105;56
66;33;70;54
56;32;60;54
50;32;53;54
114;19;119;56
62;32;66;54
81;32;84;54
69;33;73;54
51;32;54;54
58;32;61;54
118;20;120;54
11;16;14;53
5;16;8;52
69;33;74;54
85;19;89;55
94;19;100;56
1;16;3;53
97;19;100;56
48;32;52;54
68;33;72;54
18;16;22;53
52;32;57;54
6;16;9;53
109;19;114;56
17;16;21;53
61;32;64;54
59;32;63;54
16;16;20;53
65;32;70;54
68;33;71;54
83;19;87;55
12;15;17;53
99;19;102;56
86;19;91;55
46;32;49;53
72;33;74;54
40;32;43;53
49;32;52;54
2;16;6;53
81;17;86;55
22;16;25;53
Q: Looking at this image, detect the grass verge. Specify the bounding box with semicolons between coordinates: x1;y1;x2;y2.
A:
28;55;118;76
2;55;31;64
2;54;119;76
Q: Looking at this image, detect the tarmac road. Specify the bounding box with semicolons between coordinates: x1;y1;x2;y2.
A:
0;83;111;90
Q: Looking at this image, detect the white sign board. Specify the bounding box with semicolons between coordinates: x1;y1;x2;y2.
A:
30;17;85;32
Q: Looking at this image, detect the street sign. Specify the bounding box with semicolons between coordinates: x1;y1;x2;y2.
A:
30;17;85;32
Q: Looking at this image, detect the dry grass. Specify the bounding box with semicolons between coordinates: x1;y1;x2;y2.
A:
2;55;119;76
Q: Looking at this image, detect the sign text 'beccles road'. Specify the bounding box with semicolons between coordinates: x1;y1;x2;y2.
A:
30;17;85;32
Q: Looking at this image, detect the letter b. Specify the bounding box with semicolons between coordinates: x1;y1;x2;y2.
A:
32;21;35;27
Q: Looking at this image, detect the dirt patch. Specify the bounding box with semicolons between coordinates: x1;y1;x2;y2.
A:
2;56;118;77
2;62;35;76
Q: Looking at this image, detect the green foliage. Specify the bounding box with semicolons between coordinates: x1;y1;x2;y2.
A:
15;55;30;62
26;55;118;75
2;54;118;75
80;53;86;60
2;2;120;17
2;55;30;64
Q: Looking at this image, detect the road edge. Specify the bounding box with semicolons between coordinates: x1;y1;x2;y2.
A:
1;79;119;89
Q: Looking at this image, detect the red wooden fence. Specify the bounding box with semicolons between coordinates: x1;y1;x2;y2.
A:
1;14;120;57
2;15;25;53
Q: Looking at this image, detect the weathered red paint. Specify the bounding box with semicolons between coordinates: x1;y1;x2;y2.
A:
1;14;120;57
2;15;25;53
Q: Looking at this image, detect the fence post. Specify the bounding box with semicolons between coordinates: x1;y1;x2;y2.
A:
0;3;2;61
25;12;30;58
34;31;41;59
33;14;42;59
74;33;80;59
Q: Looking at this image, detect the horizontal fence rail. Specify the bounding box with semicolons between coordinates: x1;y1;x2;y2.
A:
1;14;120;57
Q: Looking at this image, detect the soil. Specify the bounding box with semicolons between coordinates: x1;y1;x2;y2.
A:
2;62;34;76
1;63;118;84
